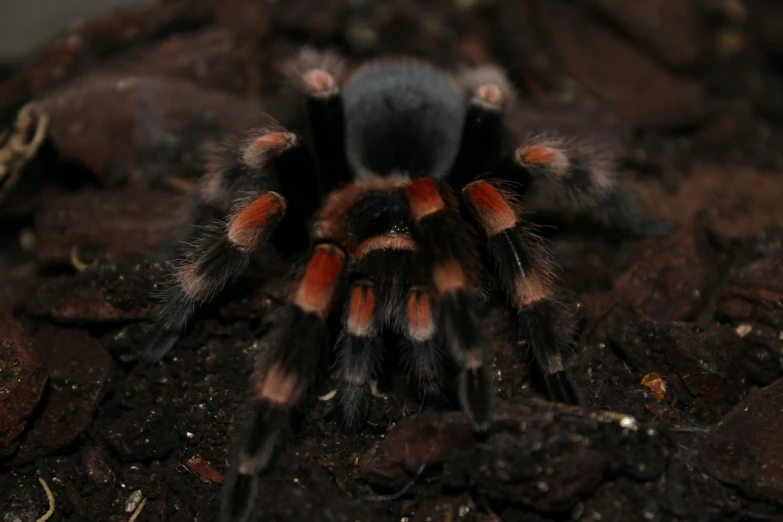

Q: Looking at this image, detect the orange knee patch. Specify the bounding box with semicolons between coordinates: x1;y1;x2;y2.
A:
463;181;518;236
406;178;445;220
303;68;338;97
407;290;435;342
228;192;286;251
243;131;297;168
474;83;504;108
294;244;346;317
516;145;569;176
347;284;376;337
354;234;417;259
514;272;552;308
177;261;208;300
433;260;467;294
255;364;301;406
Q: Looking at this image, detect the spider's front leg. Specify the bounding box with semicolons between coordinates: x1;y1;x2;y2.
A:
332;279;383;432
405;178;493;431
399;286;443;400
145;129;319;361
222;241;347;522
462;180;579;405
336;238;443;428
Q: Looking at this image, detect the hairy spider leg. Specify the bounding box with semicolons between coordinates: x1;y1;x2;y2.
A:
339;197;442;425
221;178;419;520
399;286;443;400
450;82;507;189
462;180;579;404
222;242;347;522
448;76;671;238
512;138;672;237
332;280;383;432
301;68;353;193
284;48;352;193
405;177;493;431
145;129;320;361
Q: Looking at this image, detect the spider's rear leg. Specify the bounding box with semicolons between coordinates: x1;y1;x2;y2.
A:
405;178;493;431
287;50;352;193
511;138;673;237
222;242;347;522
463;180;579;405
146;129;318;361
450;81;507;189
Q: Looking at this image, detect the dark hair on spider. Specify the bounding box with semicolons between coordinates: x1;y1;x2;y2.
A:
143;47;673;522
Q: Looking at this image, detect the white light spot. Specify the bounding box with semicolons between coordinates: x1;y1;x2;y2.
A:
736;323;752;338
619;416;638;430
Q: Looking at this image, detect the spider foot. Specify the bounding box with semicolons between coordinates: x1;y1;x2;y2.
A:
438;290;493;432
221;401;288;522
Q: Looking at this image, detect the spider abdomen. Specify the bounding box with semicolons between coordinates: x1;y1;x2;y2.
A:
343;62;465;178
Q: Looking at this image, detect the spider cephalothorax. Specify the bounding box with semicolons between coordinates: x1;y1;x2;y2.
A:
145;49;667;522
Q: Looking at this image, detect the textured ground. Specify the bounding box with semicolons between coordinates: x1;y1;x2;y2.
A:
1;1;782;521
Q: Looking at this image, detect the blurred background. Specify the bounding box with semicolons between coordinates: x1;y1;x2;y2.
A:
0;0;144;64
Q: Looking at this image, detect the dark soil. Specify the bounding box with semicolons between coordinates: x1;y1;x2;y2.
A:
1;1;783;521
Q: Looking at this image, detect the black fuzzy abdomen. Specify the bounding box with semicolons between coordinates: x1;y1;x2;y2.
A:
343;62;465;178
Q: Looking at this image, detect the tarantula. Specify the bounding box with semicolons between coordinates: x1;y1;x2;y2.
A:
145;49;667;521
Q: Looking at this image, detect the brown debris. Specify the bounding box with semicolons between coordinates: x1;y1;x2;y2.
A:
80;446;115;486
102;28;261;95
185;455;224;484
718;254;783;335
104;405;179;463
404;494;485;522
0;0;215;113
542;1;707;128
614;228;713;322
704;379;783;504
27;261;166;323
640;372;668;400
641;167;783;238
11;324;111;464
717;253;783;385
30;74;269;188
589;0;708;70
607;321;749;423
361;401;669;513
35;190;198;264
748;0;783;56
0;308;48;458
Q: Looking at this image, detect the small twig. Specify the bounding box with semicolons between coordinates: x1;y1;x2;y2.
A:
186;454;224;484
369;380;389;399
70;246;98;272
0;104;49;205
35;478;55;522
128;497;147;522
164;176;198;193
318;389;337;401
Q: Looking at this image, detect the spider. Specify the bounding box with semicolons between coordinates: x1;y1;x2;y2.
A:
144;49;669;522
